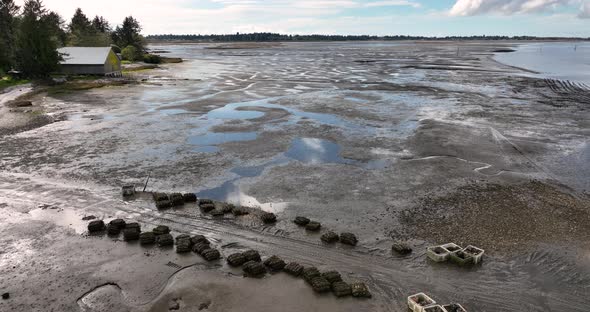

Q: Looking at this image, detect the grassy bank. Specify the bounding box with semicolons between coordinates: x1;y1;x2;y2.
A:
9;77;136;102
0;76;31;91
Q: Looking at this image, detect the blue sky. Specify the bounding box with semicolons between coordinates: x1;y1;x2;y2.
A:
37;0;590;36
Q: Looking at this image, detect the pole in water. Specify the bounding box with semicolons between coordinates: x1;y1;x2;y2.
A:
142;172;151;192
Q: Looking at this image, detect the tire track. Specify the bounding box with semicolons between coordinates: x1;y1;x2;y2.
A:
543;78;590;105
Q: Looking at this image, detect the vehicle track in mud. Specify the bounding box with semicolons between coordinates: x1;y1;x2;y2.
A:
1;173;589;312
542;78;590;105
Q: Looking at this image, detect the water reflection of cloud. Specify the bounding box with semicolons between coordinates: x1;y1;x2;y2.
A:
300;138;326;164
301;138;326;153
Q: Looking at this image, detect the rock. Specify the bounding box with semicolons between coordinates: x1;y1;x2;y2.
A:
243;260;266;277
261;212;277;223
2;292;9;300
332;281;352;297
321;271;342;284
200;203;216;212
106;223;121;235
153;225;171;236
82;215;96;221
155;200;172;209
293;216;310;226
153;193;169;202
340;233;358;246
443;303;466;312
192;242;210;254
242;249;261;262
227;253;247;266
221;203;234;213
107;219;127;235
263;255;286;271
175;234;191;242
392;242;413;255
199;199;213;205
169;299;180;310
139;232;156;245
305;221;321;231
310;277;331;293
232;207;249;216
321;231;339;243
126;222;141;232
157;233;174;246
302;267;321;283
170;193;184;206
351;282;371;298
283;262;304;276
190;235;209;245
176;238;192;253
123;228;140;241
88;220;105;233
109;219;126;229
13;100;32;107
198;300;211;310
183;193;197;202
201;248;221;261
121;185;135;197
210;209;224;216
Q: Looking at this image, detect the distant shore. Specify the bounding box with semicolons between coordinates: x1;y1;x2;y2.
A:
146;33;590;44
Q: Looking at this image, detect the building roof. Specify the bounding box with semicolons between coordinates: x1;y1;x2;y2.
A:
57;47;114;65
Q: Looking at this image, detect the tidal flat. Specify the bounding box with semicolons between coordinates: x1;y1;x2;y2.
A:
1;41;589;311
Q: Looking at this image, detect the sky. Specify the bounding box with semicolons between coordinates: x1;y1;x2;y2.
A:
28;0;590;36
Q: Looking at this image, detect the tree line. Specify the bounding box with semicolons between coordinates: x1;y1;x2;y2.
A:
147;33;589;42
0;0;145;78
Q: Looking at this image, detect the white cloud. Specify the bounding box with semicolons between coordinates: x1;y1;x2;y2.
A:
449;0;573;16
15;0;421;34
580;1;590;18
364;1;422;8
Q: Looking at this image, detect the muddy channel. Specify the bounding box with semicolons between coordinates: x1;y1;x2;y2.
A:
1;41;589;311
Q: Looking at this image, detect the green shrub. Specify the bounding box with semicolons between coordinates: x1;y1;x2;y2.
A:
121;45;138;61
0;76;31;89
143;54;162;64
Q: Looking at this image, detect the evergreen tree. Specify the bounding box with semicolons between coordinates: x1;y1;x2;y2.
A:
16;0;60;77
67;8;111;46
112;16;144;56
45;11;67;47
91;15;110;33
69;8;90;34
68;8;91;46
0;0;20;73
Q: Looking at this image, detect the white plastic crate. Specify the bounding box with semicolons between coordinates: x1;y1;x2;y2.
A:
443;303;467;312
449;250;474;266
427;245;450;262
441;242;462;253
424;305;448;312
463;245;484;264
408;292;437;312
121;185;135;197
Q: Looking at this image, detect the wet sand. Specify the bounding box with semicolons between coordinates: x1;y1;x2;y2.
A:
1;41;589;311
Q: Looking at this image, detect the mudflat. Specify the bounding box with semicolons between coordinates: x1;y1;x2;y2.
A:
0;41;589;312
